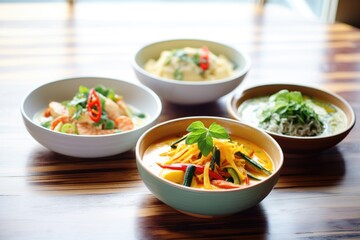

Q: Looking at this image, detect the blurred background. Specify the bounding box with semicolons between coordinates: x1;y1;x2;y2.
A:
0;0;358;28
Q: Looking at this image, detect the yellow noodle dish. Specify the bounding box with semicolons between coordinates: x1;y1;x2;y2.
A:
144;47;234;81
143;121;274;190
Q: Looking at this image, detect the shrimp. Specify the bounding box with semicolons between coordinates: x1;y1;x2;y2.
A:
115;116;134;131
116;99;130;116
104;98;125;120
76;123;116;135
49;101;68;118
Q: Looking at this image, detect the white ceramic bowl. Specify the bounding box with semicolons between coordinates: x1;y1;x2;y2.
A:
136;116;283;217
227;84;356;155
21;77;162;158
132;39;251;105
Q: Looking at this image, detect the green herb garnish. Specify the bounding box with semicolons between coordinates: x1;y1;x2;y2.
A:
185;121;230;156
41;120;52;129
261;90;323;126
192;52;200;65
66;85;117;127
172;49;187;60
259;89;324;136
174;68;183;80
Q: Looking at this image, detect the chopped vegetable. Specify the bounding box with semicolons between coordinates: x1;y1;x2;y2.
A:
211;180;241;189
136;113;146;119
174;68;183;80
60;123;77;134
226;167;240;184
210;147;220;170
170;135;188;149
50;115;69;130
44;108;51;117
103;119;115;130
158;163;224;180
199;46;210;71
246;170;262;181
87;88;102;122
235;151;272;175
159;169;185;184
183;165;196;187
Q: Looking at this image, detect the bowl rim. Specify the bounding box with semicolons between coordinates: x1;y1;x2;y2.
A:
135;116;283;193
21;76;162;138
132;38;251;86
227;83;356;140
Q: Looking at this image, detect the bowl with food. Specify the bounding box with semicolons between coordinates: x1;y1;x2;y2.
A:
227;84;356;155
132;39;251;105
136;116;283;217
21;77;162;158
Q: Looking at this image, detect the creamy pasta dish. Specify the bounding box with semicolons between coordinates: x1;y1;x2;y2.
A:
144;47;234;81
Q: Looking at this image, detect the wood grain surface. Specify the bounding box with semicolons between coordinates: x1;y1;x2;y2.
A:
0;2;359;239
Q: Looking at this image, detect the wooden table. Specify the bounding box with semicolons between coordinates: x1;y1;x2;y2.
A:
1;2;359;239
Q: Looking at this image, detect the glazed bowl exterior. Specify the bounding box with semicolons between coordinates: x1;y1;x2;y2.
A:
21;77;162;158
132;39;251;105
135;116;283;217
227;84;356;155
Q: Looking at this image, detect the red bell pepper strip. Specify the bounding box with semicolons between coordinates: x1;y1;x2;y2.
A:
217;169;231;178
245;175;250;185
199;46;210;71
158;163;224;180
87;88;102;122
210;180;241;189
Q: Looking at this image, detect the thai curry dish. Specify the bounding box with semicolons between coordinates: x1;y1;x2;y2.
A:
237;89;347;137
143;121;274;190
35;85;147;135
144;47;234;81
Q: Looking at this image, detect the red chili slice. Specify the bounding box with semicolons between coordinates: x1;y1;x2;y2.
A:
87;88;102;122
199;46;210;71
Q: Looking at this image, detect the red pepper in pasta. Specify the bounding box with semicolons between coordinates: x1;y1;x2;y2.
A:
199;46;210;71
